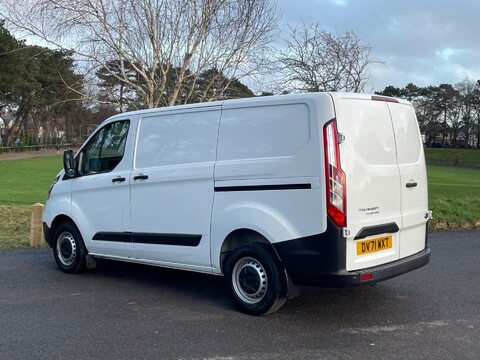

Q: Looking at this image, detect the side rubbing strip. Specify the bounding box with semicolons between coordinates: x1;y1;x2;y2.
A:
354;223;400;240
92;232;201;247
92;232;131;242
132;233;201;246
215;183;311;192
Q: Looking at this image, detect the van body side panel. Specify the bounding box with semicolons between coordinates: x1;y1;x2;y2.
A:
211;98;335;272
334;98;402;271
210;186;325;271
215;103;313;179
387;102;429;257
129;108;221;268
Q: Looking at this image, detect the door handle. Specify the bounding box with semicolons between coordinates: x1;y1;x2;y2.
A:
406;181;417;188
112;177;126;183
133;174;149;181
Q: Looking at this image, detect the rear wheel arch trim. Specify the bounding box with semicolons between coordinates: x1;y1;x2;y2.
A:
219;229;277;272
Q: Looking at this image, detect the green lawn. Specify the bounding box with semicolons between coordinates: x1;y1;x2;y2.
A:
425;148;480;168
428;165;480;198
0;156;63;248
0;156;63;205
427;165;480;227
425;149;480;226
0;205;31;248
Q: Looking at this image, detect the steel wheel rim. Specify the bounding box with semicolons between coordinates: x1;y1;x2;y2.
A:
56;231;76;266
232;257;268;304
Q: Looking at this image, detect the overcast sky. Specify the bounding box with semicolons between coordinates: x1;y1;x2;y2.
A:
278;0;480;92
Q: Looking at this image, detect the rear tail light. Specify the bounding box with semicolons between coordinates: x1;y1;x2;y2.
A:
323;119;347;228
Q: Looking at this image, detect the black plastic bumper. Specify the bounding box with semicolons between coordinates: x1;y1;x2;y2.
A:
273;219;431;288
284;248;430;288
43;222;53;248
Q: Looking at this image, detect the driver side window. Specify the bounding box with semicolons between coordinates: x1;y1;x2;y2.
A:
80;120;130;175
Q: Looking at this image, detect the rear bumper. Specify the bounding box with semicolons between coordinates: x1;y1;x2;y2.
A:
274;220;431;288
285;248;430;287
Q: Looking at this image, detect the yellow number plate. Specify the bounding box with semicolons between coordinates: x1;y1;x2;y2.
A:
356;235;392;255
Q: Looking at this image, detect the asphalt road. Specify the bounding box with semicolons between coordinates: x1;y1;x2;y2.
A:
1;231;479;360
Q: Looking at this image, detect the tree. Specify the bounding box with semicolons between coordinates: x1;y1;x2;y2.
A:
0;21;84;145
473;80;480;148
1;0;279;109
377;82;480;148
376;85;403;98
277;21;381;93
185;68;255;103
0;19;22;110
455;79;480;147
96;60;140;112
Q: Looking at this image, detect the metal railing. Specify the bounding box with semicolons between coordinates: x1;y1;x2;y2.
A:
0;144;73;154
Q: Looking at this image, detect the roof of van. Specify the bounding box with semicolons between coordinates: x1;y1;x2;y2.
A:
105;92;411;122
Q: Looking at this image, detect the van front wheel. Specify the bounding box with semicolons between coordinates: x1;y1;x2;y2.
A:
224;243;287;316
53;222;87;274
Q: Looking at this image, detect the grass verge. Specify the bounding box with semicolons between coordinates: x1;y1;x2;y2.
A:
0;155;63;205
0;205;31;249
427;165;480;229
425;148;480;168
0;156;62;249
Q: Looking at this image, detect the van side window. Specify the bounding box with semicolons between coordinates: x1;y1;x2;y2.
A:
80;120;130;175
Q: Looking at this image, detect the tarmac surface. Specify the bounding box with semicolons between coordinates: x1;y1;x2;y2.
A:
0;230;479;359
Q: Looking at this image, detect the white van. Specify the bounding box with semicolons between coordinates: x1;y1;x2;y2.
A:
43;92;431;315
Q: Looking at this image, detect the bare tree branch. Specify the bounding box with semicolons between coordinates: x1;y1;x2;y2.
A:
1;0;280;109
277;20;383;93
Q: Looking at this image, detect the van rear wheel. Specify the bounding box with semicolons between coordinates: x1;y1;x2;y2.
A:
224;243;287;316
53;222;87;274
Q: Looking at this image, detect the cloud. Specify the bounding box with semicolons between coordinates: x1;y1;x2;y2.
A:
328;0;347;7
278;0;480;90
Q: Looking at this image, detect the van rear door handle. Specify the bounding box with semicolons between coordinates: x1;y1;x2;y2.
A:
134;174;149;181
112;177;126;183
406;182;417;188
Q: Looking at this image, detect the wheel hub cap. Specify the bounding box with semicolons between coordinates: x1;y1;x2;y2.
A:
56;232;76;266
232;257;268;304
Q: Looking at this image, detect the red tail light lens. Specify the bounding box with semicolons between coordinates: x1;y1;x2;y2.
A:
323;119;346;228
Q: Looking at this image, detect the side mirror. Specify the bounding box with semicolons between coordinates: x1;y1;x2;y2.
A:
63;150;76;177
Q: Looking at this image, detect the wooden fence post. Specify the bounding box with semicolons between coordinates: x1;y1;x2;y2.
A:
30;203;45;247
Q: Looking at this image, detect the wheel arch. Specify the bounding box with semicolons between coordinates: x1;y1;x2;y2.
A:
48;215;84;249
51;214;77;233
219;229;279;273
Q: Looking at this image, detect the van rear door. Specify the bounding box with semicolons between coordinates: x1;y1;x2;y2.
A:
387;101;428;258
334;95;402;271
333;94;428;272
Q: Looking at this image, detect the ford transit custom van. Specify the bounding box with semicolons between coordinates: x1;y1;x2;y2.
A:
43;92;431;315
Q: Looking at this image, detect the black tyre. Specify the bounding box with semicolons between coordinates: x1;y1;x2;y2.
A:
224;243;287;316
53;221;87;274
